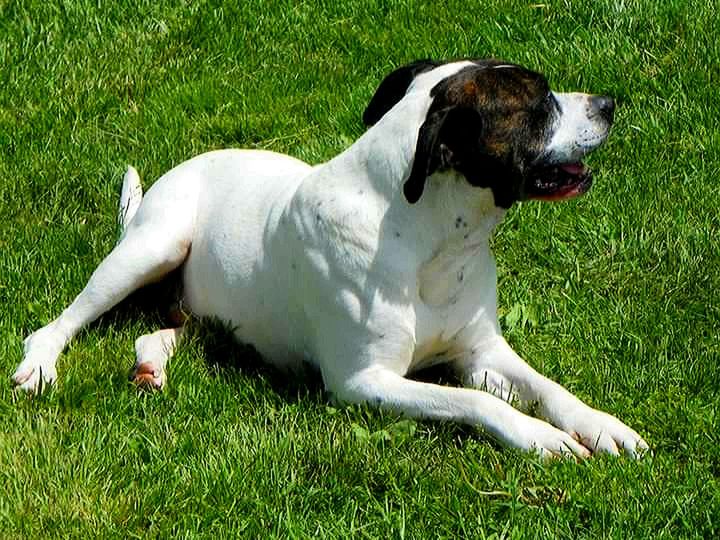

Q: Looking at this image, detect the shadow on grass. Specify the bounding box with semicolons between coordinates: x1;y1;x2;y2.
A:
103;272;323;400
62;272;465;411
95;269;185;331
186;316;326;405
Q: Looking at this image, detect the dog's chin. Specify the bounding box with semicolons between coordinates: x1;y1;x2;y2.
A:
526;162;593;202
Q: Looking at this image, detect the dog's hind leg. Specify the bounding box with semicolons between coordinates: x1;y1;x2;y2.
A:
13;166;199;394
130;327;185;389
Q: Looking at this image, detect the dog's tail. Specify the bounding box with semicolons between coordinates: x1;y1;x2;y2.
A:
118;165;143;231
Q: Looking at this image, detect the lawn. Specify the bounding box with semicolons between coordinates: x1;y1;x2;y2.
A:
1;0;719;537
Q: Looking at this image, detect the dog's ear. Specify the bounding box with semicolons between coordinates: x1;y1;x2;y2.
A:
404;106;486;204
363;59;440;126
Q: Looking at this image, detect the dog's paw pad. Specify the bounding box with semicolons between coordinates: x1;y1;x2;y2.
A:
130;362;165;390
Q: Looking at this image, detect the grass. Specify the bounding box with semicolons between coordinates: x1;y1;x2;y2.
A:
1;0;719;537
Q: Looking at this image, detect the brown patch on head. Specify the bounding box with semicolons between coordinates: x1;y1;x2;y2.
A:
429;62;553;158
404;59;559;207
462;80;478;99
484;139;510;157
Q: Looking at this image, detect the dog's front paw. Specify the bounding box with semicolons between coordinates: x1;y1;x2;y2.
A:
12;327;63;394
557;406;650;459
500;416;592;460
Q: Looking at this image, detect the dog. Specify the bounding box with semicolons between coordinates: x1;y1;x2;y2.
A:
13;58;649;459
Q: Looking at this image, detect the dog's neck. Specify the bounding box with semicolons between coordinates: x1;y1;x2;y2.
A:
353;92;507;252
413;170;506;306
323;93;507;306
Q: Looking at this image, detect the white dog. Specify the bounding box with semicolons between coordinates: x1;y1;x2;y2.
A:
14;59;649;459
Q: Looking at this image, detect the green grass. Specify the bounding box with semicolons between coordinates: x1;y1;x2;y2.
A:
1;0;719;537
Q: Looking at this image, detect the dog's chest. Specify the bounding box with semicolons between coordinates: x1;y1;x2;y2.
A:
411;244;499;368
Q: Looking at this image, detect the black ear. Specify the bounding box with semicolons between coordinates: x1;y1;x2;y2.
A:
363;59;440;126
404;107;484;204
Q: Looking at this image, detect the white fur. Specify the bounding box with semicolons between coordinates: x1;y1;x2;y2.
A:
545;92;611;163
13;63;648;459
118;165;143;229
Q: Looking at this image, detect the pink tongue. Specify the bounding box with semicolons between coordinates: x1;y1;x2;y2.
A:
560;162;585;175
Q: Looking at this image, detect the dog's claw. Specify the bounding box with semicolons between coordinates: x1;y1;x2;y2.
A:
558;406;650;459
12;369;32;386
12;363;57;395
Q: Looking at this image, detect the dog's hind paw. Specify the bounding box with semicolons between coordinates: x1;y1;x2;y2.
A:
130;362;166;390
128;328;182;390
12;327;63;394
12;362;57;394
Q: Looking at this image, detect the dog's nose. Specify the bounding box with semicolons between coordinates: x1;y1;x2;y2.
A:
590;95;615;124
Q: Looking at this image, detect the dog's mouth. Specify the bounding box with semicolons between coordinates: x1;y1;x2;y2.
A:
526;162;593;201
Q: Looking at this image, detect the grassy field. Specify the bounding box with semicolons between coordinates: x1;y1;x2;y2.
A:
1;0;719;537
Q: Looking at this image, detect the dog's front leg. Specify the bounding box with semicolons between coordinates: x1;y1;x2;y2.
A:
455;337;650;458
332;366;590;459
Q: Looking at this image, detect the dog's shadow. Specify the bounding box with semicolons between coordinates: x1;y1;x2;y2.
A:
182;317;326;404
87;272;323;404
79;267;458;412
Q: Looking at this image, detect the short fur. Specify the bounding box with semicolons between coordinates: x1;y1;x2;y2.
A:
14;59;645;458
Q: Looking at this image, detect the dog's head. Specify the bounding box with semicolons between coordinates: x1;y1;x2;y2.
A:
363;59;615;208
